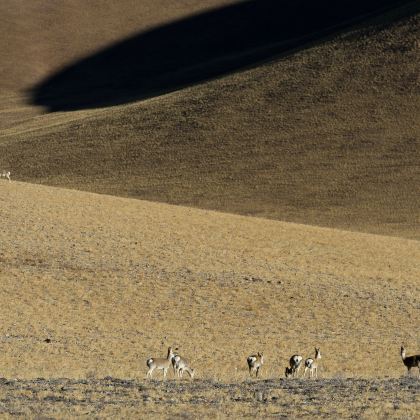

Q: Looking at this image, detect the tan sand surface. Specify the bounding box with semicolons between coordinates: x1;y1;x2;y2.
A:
1;181;418;381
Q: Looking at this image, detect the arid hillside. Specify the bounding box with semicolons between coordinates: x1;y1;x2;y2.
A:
0;181;419;382
0;0;235;92
1;3;419;417
0;1;419;239
0;0;408;94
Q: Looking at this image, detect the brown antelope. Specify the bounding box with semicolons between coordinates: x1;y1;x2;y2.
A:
303;348;321;378
247;352;264;377
401;346;420;378
285;367;294;378
171;351;179;375
146;347;176;379
288;354;303;377
172;354;195;379
1;171;11;182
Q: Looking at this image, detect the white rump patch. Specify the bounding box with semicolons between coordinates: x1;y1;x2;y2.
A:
1;171;11;181
305;358;314;368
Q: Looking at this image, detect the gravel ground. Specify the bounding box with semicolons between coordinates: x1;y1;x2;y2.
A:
0;377;419;418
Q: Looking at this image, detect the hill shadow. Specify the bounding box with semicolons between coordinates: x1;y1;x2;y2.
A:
30;0;411;112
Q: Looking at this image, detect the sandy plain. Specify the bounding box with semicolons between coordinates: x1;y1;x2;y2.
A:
0;181;419;417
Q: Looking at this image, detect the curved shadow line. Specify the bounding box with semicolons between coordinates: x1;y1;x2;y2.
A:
29;0;413;112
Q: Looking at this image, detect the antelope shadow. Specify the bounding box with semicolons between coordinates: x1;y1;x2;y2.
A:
30;0;410;111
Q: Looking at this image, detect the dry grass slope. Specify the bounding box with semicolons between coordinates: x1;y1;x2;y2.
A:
1;2;419;417
0;182;419;382
0;1;419;238
0;0;234;93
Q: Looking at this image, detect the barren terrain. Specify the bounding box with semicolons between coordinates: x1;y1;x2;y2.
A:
0;1;419;418
0;378;419;418
1;184;419;360
0;182;419;416
0;1;419;238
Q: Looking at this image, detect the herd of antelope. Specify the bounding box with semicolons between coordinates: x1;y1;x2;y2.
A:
146;347;195;379
146;345;420;380
2;171;419;382
244;348;322;379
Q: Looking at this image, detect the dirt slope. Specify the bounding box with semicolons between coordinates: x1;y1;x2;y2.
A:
0;0;234;92
0;0;408;94
0;181;419;381
1;2;419;239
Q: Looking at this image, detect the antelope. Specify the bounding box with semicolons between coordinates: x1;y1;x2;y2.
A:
146;346;176;379
288;354;303;377
401;346;420;378
1;171;11;182
247;352;264;377
303;347;321;378
172;354;195;379
285;367;294;378
169;349;181;375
